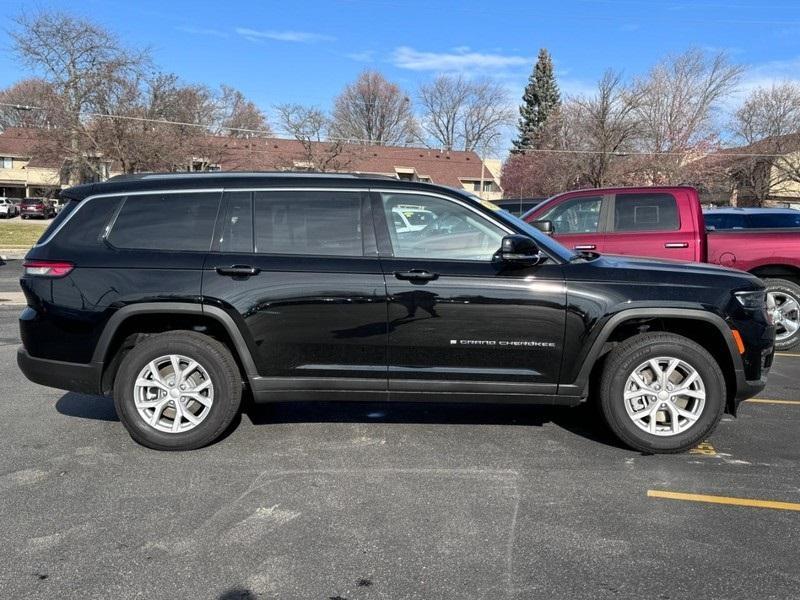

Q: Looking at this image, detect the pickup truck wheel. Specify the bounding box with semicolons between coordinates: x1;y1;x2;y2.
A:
113;331;242;451
764;279;800;351
599;333;725;454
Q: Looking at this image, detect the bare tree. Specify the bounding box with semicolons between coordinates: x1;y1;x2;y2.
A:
12;11;148;183
331;71;417;145
631;48;743;181
218;85;270;137
729;82;800;204
0;79;62;129
567;70;640;186
419;75;470;150
275;103;353;171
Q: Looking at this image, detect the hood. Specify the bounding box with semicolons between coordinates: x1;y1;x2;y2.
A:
580;254;763;289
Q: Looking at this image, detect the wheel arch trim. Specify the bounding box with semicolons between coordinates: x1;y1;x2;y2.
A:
559;308;744;397
92;302;260;382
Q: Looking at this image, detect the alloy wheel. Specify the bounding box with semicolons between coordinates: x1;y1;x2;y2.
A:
133;354;214;433
768;291;800;343
622;356;706;437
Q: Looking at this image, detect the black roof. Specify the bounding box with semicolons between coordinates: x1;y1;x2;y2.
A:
62;171;459;201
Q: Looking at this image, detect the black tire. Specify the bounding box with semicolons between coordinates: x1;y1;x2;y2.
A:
599;332;726;454
113;331;242;450
764;278;800;351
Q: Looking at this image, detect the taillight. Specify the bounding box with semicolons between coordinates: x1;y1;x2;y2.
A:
23;260;74;277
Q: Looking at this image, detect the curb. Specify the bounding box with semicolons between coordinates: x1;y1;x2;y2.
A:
0;249;29;260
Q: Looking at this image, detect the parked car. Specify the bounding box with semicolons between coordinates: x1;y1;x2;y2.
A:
524;186;800;350
0;197;19;218
704;207;800;230
18;173;774;452
20;197;56;219
494;197;546;216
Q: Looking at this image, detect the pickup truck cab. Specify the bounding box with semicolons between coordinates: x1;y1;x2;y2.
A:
525;186;800;350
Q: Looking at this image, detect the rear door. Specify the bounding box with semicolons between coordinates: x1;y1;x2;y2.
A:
202;188;388;393
603;191;695;261
533;194;607;253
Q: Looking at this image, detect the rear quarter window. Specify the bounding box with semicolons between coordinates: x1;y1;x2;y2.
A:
107;192;221;252
613;193;679;232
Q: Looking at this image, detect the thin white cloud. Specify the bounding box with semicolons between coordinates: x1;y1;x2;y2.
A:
346;50;375;62
177;25;229;38
392;46;531;73
235;28;335;43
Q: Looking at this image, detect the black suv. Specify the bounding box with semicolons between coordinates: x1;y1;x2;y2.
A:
18;173;775;452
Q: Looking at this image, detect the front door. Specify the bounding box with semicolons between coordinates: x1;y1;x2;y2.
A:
202;189;388;393
535;194;606;254
374;191;566;398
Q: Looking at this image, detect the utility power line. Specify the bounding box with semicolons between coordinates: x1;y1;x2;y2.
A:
0;101;794;159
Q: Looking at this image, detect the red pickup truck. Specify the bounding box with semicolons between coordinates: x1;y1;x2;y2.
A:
524;186;800;350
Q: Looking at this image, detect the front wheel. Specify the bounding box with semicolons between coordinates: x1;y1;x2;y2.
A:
599;332;726;453
113;331;242;450
764;278;800;351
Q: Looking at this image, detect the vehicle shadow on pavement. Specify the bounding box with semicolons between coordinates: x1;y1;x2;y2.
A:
244;400;628;450
55;392;119;421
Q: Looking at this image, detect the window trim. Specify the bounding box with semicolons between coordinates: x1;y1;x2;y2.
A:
610;192;681;234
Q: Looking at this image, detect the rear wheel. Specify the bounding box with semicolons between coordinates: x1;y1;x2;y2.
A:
113;331;242;450
599;332;726;453
764;278;800;351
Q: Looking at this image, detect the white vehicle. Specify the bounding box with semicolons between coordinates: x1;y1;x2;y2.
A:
0;198;18;218
391;205;434;233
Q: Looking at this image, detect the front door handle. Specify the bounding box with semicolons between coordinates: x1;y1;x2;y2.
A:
216;265;261;277
664;242;689;249
394;269;439;281
574;244;596;250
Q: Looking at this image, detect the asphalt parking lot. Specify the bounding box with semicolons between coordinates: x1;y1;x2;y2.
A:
0;260;798;600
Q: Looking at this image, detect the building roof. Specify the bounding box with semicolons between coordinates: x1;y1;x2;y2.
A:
0;127;62;167
172;135;498;188
0;127;499;189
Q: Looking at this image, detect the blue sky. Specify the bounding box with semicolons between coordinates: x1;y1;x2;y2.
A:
3;0;800;147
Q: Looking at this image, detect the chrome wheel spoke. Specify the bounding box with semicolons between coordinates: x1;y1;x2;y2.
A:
150;398;170;426
184;391;212;407
136;377;168;392
781;297;799;315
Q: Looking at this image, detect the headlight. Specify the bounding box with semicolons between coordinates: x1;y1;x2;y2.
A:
734;290;767;309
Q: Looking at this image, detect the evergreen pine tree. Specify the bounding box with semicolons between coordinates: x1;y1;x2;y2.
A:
511;48;561;153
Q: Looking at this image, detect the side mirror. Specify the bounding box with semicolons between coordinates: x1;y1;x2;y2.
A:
532;220;554;235
495;234;543;266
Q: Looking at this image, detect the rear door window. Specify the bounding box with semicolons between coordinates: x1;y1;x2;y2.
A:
108;192;220;251
613;193;679;232
253;190;363;256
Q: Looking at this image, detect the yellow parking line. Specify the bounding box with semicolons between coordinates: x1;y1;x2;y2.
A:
746;399;800;405
647;490;800;512
775;352;800;358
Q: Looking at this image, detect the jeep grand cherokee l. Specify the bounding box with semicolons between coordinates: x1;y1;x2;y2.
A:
17;173;775;453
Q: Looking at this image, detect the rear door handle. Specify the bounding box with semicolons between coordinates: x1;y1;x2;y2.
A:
574;244;596;250
394;269;439;281
215;265;261;277
664;242;689;249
